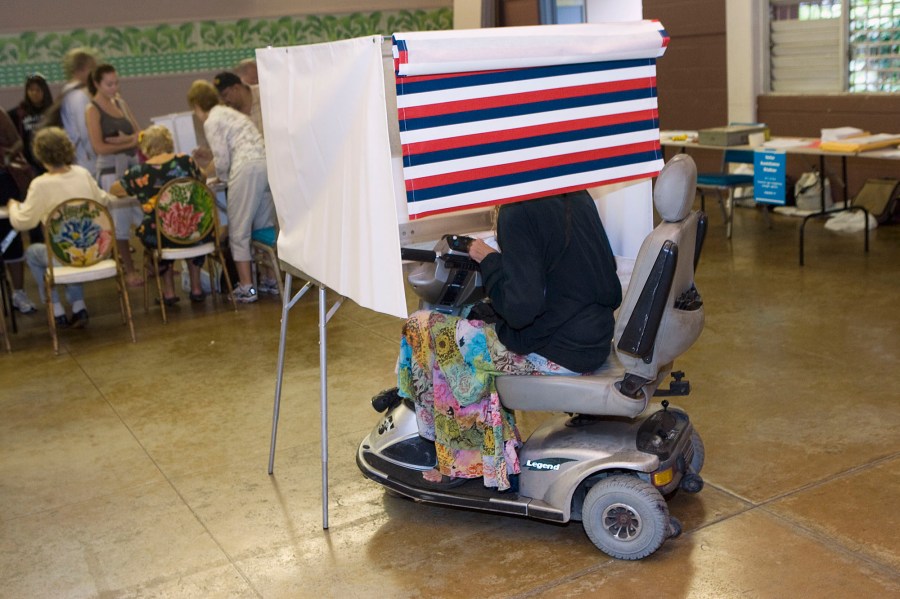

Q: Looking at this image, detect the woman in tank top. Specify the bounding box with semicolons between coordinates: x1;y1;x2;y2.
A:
85;63;143;286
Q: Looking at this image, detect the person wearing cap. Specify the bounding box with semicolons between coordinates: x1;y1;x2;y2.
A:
213;71;263;138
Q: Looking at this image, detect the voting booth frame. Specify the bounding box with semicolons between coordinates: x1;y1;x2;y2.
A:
263;5;660;531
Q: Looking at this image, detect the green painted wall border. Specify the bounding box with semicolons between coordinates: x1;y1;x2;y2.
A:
0;8;452;87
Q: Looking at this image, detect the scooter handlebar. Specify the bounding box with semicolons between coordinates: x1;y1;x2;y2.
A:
400;248;438;263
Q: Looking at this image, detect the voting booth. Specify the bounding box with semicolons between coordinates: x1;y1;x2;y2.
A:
258;16;668;527
258;21;668;319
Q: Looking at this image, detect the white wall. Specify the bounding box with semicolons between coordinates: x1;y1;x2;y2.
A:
586;0;642;21
725;0;765;123
453;0;484;28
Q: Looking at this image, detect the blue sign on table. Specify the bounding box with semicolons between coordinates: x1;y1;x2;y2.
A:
753;149;787;205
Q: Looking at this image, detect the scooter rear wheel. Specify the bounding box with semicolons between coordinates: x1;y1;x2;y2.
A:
582;475;669;560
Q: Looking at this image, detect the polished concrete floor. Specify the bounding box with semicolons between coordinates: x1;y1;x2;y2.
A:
1;206;899;598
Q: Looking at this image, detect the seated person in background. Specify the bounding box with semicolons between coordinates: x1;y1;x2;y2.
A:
9;73;54;175
0;107;38;314
6;127;114;329
396;190;622;491
187;80;276;303
213;72;263;137
110;125;207;305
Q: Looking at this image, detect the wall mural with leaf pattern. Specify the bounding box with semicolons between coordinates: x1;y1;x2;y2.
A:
0;8;452;87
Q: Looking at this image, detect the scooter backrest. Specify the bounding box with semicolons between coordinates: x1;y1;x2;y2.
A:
613;154;705;388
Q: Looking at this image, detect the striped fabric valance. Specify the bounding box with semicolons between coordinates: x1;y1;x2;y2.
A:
393;22;669;219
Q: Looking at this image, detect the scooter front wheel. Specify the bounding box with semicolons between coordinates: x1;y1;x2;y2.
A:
690;429;705;474
582;475;669;560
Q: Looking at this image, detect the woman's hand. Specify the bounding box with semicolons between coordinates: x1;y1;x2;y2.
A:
192;147;213;168
108;180;127;198
104;131;134;146
468;238;498;263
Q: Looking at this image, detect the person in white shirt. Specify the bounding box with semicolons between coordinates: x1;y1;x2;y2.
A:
187;80;276;303
59;48;97;178
7;127;114;329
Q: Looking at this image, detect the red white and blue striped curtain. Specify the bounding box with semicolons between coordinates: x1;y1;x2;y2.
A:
393;22;669;220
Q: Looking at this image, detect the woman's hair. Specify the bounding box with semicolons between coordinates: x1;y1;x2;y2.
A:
494;194;574;250
234;58;257;80
186;80;220;112
62;47;97;81
138;125;174;157
22;74;53;115
32;127;76;168
87;63;117;96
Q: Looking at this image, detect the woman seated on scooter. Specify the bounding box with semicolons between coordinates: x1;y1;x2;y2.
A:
397;189;622;491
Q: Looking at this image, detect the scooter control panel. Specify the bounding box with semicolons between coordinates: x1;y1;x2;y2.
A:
444;234;474;253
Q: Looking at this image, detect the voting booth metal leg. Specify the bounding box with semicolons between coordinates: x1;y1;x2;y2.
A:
317;286;345;529
268;273;312;475
318;285;329;529
267;270;344;530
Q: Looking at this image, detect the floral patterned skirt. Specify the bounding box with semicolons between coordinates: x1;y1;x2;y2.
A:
398;310;573;491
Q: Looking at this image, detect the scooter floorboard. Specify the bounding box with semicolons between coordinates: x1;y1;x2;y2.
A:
359;451;533;517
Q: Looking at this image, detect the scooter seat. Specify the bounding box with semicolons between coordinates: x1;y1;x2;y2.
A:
496;348;649;418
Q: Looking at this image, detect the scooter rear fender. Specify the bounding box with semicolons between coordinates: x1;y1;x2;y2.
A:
518;414;660;521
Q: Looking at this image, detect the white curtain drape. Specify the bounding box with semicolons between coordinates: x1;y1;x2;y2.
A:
257;36;409;319
392;21;669;75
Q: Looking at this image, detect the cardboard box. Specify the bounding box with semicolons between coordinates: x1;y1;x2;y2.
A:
698;125;768;146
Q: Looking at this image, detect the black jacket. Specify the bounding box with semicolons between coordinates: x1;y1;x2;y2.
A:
479;190;621;373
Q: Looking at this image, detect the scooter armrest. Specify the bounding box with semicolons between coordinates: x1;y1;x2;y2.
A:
617;240;678;363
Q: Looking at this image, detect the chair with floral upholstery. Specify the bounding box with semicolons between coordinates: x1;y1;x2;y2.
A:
143;177;236;323
42;198;136;354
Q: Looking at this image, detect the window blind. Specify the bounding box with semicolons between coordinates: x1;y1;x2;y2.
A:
770;14;846;92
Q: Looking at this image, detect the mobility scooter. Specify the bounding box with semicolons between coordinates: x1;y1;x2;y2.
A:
357;155;708;560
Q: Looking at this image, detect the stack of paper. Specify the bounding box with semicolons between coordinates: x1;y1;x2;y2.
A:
820;133;900;153
761;137;817;149
821;127;866;142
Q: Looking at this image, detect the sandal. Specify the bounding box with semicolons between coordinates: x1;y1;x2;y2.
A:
155;296;180;307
